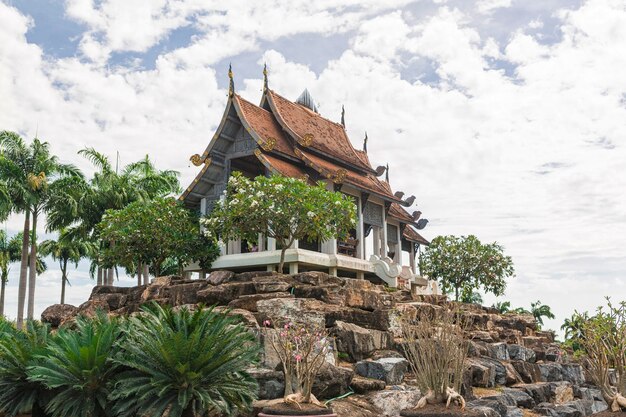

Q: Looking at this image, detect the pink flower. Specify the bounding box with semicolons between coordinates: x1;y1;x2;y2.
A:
295;354;302;362
263;320;271;327
284;324;290;330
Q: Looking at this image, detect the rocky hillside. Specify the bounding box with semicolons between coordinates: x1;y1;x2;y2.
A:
42;271;609;417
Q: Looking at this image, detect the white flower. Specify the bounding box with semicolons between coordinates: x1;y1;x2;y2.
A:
335;201;341;205
251;200;258;208
231;198;239;205
275;184;283;190
256;191;265;198
307;211;315;218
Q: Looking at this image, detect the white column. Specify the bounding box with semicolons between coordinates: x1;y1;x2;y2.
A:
356;198;364;259
267;237;276;251
395;225;402;264
322;238;337;255
258;233;264;251
289;263;299;274
410;243;416;274
373;227;380;257
329;267;338;276
381;206;388;258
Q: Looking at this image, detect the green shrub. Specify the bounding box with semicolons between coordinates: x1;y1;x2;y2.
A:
0;320;50;417
111;304;260;417
29;314;123;417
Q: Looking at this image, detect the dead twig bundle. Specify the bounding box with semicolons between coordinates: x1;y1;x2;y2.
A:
401;306;469;409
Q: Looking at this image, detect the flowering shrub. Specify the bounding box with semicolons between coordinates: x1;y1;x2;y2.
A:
264;320;332;404
202;173;357;271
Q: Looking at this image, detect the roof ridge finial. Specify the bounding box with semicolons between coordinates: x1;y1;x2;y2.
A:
385;163;389;183
263;62;268;91
363;131;368;153
228;63;234;97
341;105;345;128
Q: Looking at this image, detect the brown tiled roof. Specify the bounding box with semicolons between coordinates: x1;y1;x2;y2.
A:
388;202;415;223
295;149;403;202
234;95;295;158
403;226;430;245
255;150;309;180
355;149;371;167
267;90;374;172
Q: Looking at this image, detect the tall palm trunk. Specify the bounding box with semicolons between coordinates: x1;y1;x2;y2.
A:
107;267;114;286
143;264;149;285
97;266;103;286
17;211;30;329
60;259;68;304
0;275;6;317
136;262;142;286
27;209;38;320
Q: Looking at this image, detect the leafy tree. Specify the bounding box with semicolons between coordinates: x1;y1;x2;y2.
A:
530;300;555;328
46;148;180;286
111;304;260;417
461;291;483;305
0;231;21;316
39;230;95;304
29;314;123;417
99;198;217;277
492;301;511;314
419;235;515;301
204;173;357;272
0;131;82;325
0;320;51;417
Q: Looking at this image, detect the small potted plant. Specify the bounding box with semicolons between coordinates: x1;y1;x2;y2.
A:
260;320;337;417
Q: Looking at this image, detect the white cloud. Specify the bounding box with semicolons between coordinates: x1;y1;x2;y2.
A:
476;0;513;15
1;0;625;332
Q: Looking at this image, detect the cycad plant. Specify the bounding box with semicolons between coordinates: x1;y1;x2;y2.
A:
111;304;260;417
28;313;123;417
0;319;51;417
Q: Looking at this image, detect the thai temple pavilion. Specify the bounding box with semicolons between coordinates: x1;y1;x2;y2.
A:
181;66;431;289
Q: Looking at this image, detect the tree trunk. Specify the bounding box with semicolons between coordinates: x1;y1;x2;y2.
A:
27;210;39;320
0;275;6;317
102;268;107;286
60;260;67;305
455;286;459;302
17;211;30;329
97;266;103;286
279;247;287;273
200;270;206;280
143;264;149;286
107;267;114;286
136;262;142;286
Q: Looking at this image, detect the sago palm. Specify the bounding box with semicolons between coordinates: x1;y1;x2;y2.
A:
29;314;123;417
111;304;260;417
531;300;556;328
0;320;51;417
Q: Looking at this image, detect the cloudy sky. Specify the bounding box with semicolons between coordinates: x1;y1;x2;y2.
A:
1;0;625;333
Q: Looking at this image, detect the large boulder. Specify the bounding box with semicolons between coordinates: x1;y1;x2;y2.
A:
539;363;563;382
330;396;381;417
331;320;392;362
366;386;421;417
41;304;78;327
227;292;293;312
206;270;235;285
467;357;496;387
312;363;353;399
553;383;574;404
508;344;537;362
196;282;256;305
489;342;511;361
167;281;209;306
355;357;408;385
511;360;543;383
502;388;536;408
467;398;509;417
252;276;295;293
561;364;585;385
351;376;386;394
513;383;552;405
248;368;284;400
256;298;326;327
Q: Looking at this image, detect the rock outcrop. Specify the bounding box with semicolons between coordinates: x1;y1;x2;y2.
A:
42;271;607;417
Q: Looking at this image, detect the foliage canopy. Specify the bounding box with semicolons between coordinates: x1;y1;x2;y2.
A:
419;235;515;301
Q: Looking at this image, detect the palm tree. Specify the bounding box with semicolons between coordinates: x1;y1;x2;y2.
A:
47;149;179;287
39;230;95;304
0;131;82;324
492;301;511;314
530;300;556;328
111;304;260;417
28;314;122;417
0;231;22;317
461;291;483;305
561;311;589;341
